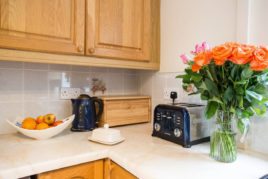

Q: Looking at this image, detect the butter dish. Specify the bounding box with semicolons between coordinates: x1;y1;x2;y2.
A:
88;124;124;145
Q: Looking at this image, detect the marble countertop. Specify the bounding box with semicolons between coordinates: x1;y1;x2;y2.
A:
0;124;267;179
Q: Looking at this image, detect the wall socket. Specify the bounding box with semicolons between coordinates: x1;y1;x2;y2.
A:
60;88;81;99
163;88;179;99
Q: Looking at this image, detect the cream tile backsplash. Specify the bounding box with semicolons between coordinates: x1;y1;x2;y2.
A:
138;71;268;155
0;61;267;155
0;61;140;134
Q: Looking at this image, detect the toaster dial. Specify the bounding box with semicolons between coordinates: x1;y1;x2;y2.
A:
174;128;181;137
154;123;161;132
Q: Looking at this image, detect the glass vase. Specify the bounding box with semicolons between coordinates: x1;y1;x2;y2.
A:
210;110;237;162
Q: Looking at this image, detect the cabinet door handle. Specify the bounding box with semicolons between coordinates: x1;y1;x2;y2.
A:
88;48;95;54
77;45;84;52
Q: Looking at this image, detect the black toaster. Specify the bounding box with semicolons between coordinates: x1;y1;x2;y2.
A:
152;103;211;148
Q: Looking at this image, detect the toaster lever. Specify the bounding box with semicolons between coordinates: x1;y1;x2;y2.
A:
170;91;177;105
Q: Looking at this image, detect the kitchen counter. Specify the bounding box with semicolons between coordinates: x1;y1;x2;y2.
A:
0;124;267;179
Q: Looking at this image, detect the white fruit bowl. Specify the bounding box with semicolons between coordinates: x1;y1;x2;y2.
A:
6;115;75;140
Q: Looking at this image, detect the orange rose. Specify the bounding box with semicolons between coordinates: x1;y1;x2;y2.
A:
192;63;201;72
229;44;255;64
225;42;240;49
212;44;233;65
250;46;268;71
193;51;212;67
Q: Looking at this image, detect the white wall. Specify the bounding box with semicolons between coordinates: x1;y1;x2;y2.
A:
246;0;268;154
249;0;268;45
160;0;237;72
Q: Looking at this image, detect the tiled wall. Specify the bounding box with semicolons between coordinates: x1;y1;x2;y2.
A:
0;61;140;134
139;71;203;112
138;72;268;155
1;60;267;154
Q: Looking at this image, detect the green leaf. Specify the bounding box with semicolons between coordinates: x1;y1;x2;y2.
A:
201;91;209;100
182;84;189;91
182;75;191;83
236;109;253;119
234;80;248;85
223;86;233;102
209;96;223;104
208;64;218;82
204;78;219;96
205;101;219;119
241;67;253;80
230;106;236;113
231;65;238;79
198;82;207;91
251;105;266;115
257;72;268;83
236;96;244;108
185;68;193;74
191;73;202;83
252;84;267;95
235;86;245;95
176;74;185;79
246;90;263;101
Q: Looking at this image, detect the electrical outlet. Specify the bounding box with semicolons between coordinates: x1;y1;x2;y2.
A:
163;88;179;99
60;88;81;99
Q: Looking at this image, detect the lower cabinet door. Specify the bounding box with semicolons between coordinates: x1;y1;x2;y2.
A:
37;160;103;179
105;160;137;179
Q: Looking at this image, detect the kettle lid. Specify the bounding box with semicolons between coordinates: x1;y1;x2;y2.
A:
78;94;91;99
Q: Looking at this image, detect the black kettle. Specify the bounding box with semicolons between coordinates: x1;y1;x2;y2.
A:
71;94;104;131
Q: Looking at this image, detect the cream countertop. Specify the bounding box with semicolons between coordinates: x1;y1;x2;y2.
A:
0;124;267;179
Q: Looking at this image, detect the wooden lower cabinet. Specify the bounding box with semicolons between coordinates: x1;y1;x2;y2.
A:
37;160;103;179
104;159;137;179
37;159;137;179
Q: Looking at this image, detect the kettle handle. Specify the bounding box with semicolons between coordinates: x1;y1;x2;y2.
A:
93;98;104;122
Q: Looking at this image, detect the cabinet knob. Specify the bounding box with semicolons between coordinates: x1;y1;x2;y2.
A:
77;45;84;52
88;48;95;54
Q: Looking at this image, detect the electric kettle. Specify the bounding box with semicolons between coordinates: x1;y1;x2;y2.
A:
71;94;104;131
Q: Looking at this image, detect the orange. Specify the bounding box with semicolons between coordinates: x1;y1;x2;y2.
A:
36;122;49;130
22;117;37;130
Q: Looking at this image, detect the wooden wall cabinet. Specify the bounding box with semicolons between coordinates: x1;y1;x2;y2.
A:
0;0;160;70
0;0;85;55
86;0;151;61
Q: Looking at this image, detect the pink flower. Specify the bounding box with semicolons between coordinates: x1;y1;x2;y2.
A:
202;42;210;51
191;42;210;54
180;54;190;64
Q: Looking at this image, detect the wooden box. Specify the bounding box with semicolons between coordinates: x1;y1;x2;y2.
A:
99;96;151;127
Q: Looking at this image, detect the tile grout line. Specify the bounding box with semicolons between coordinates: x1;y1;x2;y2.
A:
22;62;25;117
47;66;50;113
122;71;125;95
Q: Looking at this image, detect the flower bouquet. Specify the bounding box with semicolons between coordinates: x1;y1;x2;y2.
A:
178;42;268;162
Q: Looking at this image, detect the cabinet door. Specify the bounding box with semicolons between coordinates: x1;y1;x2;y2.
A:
0;0;85;55
104;159;137;179
38;160;103;179
86;0;151;61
